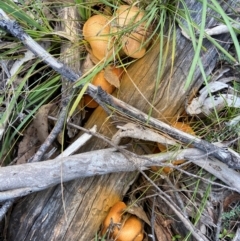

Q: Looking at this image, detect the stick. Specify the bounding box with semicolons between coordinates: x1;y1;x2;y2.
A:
0;9;239;168
0;148;240;202
57;125;97;157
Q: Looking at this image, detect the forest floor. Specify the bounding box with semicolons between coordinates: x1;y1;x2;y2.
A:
0;1;240;241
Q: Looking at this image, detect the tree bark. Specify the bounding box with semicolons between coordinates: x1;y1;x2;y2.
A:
7;1;239;240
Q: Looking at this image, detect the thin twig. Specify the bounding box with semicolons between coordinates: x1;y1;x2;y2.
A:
57;125;97;157
29;100;71;162
164;177;189;219
214;201;223;241
150;196;156;241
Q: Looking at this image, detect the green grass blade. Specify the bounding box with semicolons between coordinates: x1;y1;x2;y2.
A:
210;0;240;63
184;0;207;89
1;0;45;30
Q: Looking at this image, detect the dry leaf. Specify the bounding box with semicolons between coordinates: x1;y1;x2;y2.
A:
33;103;54;143
127;204;150;226
17;123;40;164
17;103;57;163
154;222;172;241
104;65;121;88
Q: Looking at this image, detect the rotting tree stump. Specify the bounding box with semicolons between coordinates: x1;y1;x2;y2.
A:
7;0;239;240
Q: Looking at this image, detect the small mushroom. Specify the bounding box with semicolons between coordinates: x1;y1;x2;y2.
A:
83;14;114;61
101;201;143;241
101;201;127;235
114;5;147;58
113;215;143;241
84;66;123;108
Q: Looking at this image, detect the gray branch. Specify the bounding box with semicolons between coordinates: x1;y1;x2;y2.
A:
0;148;240;202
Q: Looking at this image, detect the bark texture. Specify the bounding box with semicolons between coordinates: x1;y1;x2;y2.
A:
7;1;239;240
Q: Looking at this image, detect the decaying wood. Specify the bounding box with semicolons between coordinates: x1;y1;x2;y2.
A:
2;0;240;240
112;123;177;145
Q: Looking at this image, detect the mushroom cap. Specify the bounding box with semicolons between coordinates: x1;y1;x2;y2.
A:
114;5;147;58
133;233;144;241
101;201;127;235
83;95;99;108
172;121;195;135
115;5;145;26
83;14;114;61
114;215;143;241
92;70;116;93
121;35;146;58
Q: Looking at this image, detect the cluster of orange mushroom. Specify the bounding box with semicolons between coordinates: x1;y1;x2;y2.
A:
83;5;148;61
101;201;144;241
82;4;148;108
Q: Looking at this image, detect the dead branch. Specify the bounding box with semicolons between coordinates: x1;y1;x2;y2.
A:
0;9;239;168
112;123;177;146
0;148;240;202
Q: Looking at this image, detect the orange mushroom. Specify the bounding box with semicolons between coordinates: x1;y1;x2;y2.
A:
83;14;114;61
157;122;195;173
101;201;126;236
102;201;143;241
113;215;143;241
84;66;124;108
114;5;148;58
